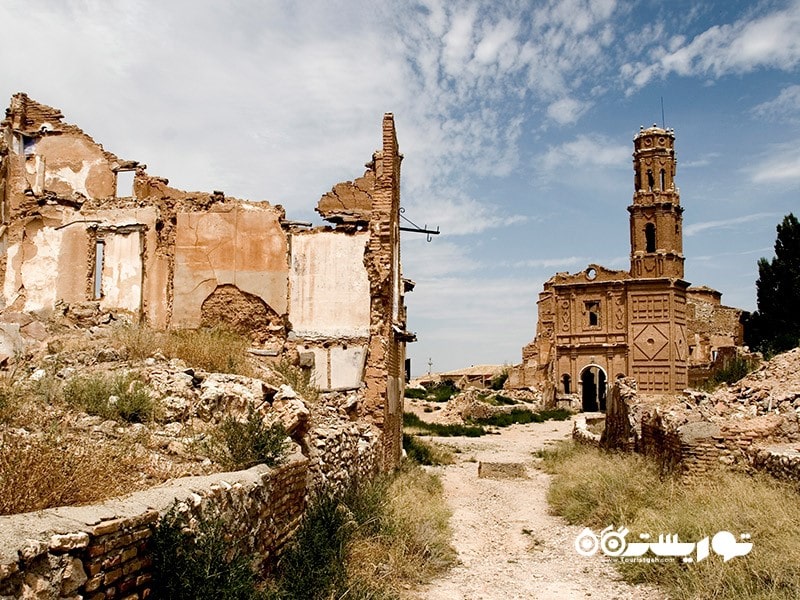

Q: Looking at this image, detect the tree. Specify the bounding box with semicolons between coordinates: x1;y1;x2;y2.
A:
745;213;800;355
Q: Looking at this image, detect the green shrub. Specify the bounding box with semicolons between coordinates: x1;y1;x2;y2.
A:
151;506;266;600
475;407;571;427
272;490;352;599
269;464;454;598
403;412;487;437
404;387;427;399
428;379;459;402
489;370;509;390
206;409;289;470
63;372;155;423
403;434;454;465
701;354;758;391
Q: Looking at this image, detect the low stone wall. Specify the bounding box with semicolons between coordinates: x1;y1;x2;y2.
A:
747;445;800;483
0;411;382;599
572;414;601;446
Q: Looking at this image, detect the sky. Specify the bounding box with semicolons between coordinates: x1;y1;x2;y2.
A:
1;1;798;376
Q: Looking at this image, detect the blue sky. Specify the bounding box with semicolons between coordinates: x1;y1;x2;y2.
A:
1;1;798;375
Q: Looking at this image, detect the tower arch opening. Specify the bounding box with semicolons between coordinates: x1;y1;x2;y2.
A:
645;223;656;253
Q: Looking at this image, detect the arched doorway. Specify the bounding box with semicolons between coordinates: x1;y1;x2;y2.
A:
580;365;607;412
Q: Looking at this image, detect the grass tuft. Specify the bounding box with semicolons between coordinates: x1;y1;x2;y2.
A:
272;358;319;403
403;434;455;465
152;505;266;600
112;323;254;376
63;372;155;423
0;432;148;515
269;464;455;598
540;441;800;600
204;409;290;470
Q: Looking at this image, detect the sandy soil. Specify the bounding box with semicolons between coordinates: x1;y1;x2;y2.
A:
412;418;668;600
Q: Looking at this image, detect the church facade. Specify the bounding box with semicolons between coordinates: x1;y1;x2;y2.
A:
510;126;744;409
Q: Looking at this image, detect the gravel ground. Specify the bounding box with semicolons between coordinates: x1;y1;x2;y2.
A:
412;418;668;600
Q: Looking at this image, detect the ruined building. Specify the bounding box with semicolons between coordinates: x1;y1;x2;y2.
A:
0;93;412;468
509;126;744;408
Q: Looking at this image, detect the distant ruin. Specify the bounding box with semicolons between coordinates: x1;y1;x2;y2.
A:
509;126;745;408
0;93;413;468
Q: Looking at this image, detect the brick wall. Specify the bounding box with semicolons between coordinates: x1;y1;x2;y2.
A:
0;418;380;599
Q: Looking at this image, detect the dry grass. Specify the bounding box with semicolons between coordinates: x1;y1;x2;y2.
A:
540;442;800;600
346;464;457;593
272;357;319;403
272;463;456;598
0;431;153;515
112;323;254;376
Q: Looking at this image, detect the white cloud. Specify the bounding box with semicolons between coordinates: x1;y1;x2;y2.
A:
401;240;480;279
546;97;590;125
684;213;781;237
628;1;800;90
753;85;800;122
404;194;528;236
538;134;630;172
751;153;800;183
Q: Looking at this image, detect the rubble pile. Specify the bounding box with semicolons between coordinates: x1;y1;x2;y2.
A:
437;388;543;424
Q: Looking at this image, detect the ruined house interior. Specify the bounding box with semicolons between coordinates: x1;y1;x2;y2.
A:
0;93;413;467
509;125;745;410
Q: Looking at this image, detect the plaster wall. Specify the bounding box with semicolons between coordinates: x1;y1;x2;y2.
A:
289;231;370;338
99;231;142;312
173;206;288;329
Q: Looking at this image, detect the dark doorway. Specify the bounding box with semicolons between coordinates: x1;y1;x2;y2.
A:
581;366;607;412
581;369;597;412
562;374;571;394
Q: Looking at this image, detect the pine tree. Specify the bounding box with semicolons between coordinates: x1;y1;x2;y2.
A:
745;213;800;355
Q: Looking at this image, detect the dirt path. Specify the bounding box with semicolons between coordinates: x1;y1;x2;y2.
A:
412;419;667;600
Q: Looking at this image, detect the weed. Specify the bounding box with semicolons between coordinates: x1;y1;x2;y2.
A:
269;465;455;598
205;409;289;470
273;357;319;403
113;323;255;376
151;505;266;600
403;434;455;465
474;408;571;427
403;412;487;437
428;379;459;402
164;326;254;376
0;432;147;515
404;387;427;399
273;491;351;599
63;372;155;423
542;441;800;600
700;354;759;391
489;369;509;390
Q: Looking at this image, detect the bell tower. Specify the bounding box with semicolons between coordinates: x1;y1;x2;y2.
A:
628;125;684;280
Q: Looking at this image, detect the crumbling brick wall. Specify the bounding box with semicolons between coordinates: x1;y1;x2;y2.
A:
0;416;381;599
1;94;411;470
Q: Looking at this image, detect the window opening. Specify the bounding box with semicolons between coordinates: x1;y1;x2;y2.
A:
93;239;105;299
116;170;136;198
22;136;36;157
645;223;656;253
586;301;600;327
562;374;571;394
647;169;654;191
